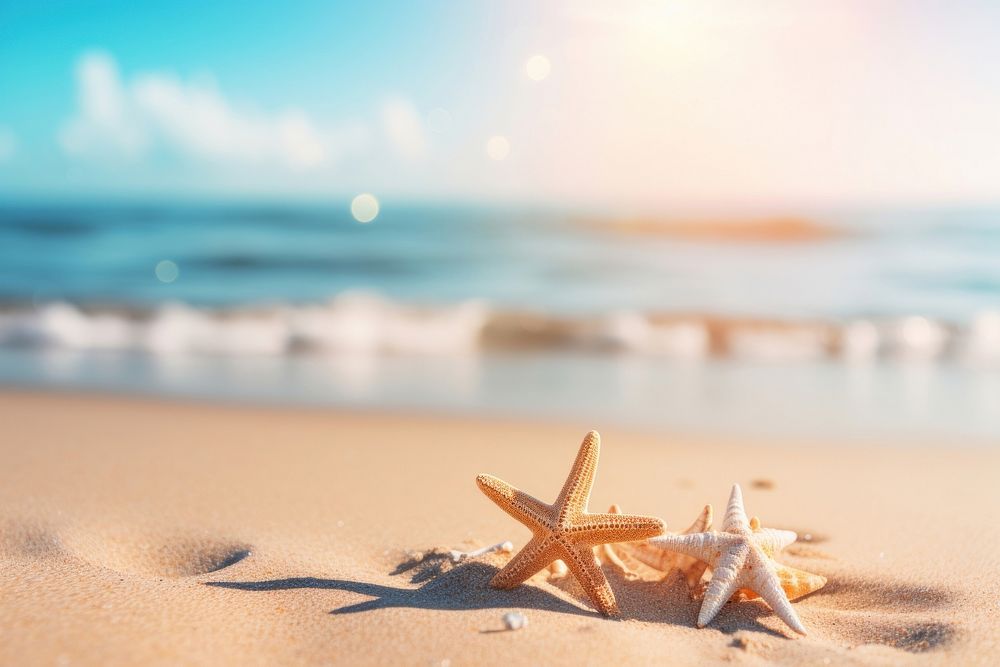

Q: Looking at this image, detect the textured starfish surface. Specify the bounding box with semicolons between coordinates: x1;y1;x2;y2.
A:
647;484;808;635
476;430;665;615
598;504;713;589
734;516;827;602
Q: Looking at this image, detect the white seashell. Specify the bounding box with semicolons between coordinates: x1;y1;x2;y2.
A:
502;611;528;630
449;540;514;563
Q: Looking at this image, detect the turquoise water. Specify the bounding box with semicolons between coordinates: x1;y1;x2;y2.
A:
1;202;999;441
2;202;1000;319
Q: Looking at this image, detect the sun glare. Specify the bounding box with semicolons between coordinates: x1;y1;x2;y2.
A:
525;54;551;81
486;136;510;161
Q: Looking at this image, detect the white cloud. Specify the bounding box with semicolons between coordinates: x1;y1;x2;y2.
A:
380;97;428;159
60;51;369;169
59;53;146;157
0;126;16;162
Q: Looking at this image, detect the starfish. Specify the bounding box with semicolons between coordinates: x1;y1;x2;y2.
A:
619;508;825;602
647;484;808;635
476;430;665;615
597;504;713;589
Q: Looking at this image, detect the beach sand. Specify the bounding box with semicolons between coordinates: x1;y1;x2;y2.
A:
1;390;998;665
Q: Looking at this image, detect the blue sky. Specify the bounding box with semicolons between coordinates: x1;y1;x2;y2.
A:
2;1;1000;206
0;0;533;200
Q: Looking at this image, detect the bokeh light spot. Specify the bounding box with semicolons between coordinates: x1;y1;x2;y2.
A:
525;54;551;81
486;136;510;161
155;260;179;283
351;193;380;223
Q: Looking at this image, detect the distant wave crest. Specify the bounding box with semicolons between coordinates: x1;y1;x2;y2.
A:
2;292;1000;364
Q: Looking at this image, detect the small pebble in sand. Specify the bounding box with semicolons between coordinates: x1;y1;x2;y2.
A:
750;478;775;490
729;634;755;650
502;611;528;631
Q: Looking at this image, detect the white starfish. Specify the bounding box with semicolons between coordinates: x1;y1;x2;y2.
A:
647;484;806;635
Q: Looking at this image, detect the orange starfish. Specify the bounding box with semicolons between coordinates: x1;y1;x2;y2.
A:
476;430;664;615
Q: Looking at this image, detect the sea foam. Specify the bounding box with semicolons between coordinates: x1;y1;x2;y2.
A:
1;294;999;364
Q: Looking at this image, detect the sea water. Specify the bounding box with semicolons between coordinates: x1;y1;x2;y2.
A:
1;201;998;442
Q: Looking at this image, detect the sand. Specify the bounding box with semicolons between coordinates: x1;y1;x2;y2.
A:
1;390;998;665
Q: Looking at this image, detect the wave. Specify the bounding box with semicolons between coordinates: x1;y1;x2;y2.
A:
1;293;999;363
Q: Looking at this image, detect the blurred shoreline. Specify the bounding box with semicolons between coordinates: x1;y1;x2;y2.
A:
3;341;998;444
3;202;1000;443
1;296;998;364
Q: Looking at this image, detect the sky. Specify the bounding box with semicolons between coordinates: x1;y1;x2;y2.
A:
1;0;1000;208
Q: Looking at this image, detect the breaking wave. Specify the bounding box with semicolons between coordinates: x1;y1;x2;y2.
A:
1;292;1000;363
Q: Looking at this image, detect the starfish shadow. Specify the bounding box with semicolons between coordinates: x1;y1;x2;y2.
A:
206;561;595;617
545;568;792;638
207;550;800;637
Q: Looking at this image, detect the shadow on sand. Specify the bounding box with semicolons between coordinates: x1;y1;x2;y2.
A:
206;561;595;616
205;553;794;639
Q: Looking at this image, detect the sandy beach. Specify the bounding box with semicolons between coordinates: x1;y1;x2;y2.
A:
1;390;997;665
6;2;1000;664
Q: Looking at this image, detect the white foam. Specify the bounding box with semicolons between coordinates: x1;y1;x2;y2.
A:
961;310;1000;364
599;312;709;358
145;303;290;355
0;294;490;357
0;303;134;350
727;326;831;362
889;316;949;362
842;320;881;362
0;297;993;366
286;292;489;354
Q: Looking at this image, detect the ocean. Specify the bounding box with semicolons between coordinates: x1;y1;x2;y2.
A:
1;201;999;442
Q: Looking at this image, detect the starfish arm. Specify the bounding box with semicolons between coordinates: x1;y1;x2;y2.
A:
683;504;713;534
476;474;553;533
596;542;633;577
774;563;827;600
754;528;797;556
561;543;619;615
571;512;664;546
618;541;683;572
697;547;747;627
647;532;729;563
490;535;556;589
722;484;750;533
746;556;807;635
553;431;600;522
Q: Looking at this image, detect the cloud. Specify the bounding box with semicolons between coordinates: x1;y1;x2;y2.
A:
59;53;148;158
0;126;16;162
380;97;428;159
60;51;369;169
